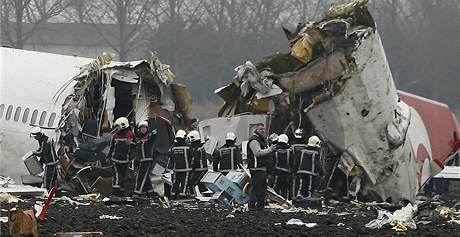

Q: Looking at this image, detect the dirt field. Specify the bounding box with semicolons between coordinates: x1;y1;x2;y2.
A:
2;196;460;237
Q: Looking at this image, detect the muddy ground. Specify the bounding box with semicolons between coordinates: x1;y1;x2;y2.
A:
2;196;460;237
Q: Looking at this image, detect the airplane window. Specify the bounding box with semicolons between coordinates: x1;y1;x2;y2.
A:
0;104;4;118
22;108;30;124
39;111;47;126
48;113;56;127
5;105;13;120
14;107;21;121
31;109;38;125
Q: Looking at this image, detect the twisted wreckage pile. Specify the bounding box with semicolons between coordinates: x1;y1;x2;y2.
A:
203;0;459;204
53;53;194;194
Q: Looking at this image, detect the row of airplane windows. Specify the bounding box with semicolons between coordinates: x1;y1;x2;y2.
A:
0;104;57;127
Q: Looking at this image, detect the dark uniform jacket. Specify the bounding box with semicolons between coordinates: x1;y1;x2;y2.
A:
274;145;293;173
213;143;242;172
190;142;208;171
290;140;308;173
135;130;157;162
297;147;321;176
107;129;135;163
167;140;193;172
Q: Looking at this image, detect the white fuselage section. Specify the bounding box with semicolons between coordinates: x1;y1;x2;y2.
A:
0;48;93;182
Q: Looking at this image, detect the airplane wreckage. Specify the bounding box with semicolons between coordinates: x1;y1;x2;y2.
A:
198;0;460;203
44;53;195;195
10;0;459;204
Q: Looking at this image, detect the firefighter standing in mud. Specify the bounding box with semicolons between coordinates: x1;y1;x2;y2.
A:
290;129;309;197
133;120;158;199
247;123;276;210
167;130;193;198
187;130;208;195
106;117;135;197
30;126;58;192
294;135;322;198
213;132;242;176
273;134;293;199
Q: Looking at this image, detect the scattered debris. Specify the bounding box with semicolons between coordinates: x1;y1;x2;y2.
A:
0;193;24;203
77;193;101;201
337;223;345;227
54;232;104;237
392;223;408;232
226;214;235;218
99;215;123;220
335;212;352;216
365;203;417;230
0;183;46;197
53;196;91;206
286;219;317;228
0;176;16;187
447;219;460;225
200;171;250;205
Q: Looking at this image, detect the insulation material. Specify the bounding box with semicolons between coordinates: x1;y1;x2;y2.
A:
290;35;314;64
170;83;193;117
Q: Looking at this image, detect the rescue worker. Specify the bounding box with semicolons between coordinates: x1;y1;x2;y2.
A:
187;130;208;195
106;117;135;197
213;132;242;176
247;123;276;210
30;126;58;191
167;130;193;198
133;120;158;198
290;128;309;197
294;135;322;198
273;134;293;199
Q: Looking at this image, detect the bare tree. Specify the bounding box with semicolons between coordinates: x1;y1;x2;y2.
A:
61;0;93;23
1;0;70;48
86;0;157;61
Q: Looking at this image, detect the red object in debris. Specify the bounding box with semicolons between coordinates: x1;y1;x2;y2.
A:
38;182;58;221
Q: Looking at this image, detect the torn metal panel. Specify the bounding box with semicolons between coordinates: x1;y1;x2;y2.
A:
278;51;348;94
0;185;46;196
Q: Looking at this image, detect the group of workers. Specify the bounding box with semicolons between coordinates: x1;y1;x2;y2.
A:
30;117;323;210
246;123;322;210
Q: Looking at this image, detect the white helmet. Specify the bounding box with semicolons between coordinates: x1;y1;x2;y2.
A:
137;120;149;128
30;126;42;137
308;135;321;148
187;130;200;142
114;117;130;129
225;132;237;141
269;133;279;143
175;129;187;139
278;134;289;144
294;128;303;139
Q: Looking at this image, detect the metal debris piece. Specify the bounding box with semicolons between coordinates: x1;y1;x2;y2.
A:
286;219;318;228
365;203;417;230
99;215;123;220
54;232;104;237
